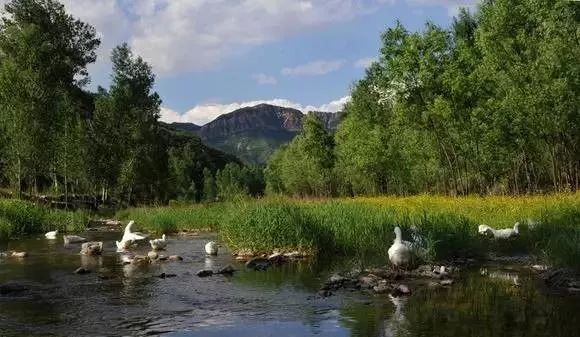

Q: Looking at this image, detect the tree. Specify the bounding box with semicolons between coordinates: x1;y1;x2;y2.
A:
202;168;217;202
0;0;99;196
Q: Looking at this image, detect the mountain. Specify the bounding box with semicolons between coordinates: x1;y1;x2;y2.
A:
172;104;342;164
169;122;201;133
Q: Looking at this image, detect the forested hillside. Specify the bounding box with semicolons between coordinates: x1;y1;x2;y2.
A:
267;0;579;197
0;0;243;205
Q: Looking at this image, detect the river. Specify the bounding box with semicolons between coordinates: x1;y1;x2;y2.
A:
0;231;578;336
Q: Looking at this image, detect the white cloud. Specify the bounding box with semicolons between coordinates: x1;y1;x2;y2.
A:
160;96;351;125
282;60;345;77
252;73;277;85
354;57;378;69
409;0;480;16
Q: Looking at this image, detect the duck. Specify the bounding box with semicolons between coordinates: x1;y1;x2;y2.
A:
205;241;218;255
121;221;147;242
64;235;87;245
149;234;167;251
388;226;413;268
45;230;58;239
482;222;520;239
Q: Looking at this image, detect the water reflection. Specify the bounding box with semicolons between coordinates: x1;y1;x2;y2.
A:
0;233;579;337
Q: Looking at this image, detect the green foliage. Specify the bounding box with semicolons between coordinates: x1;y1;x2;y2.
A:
0;199;88;239
265;114;335;196
215;163;264;201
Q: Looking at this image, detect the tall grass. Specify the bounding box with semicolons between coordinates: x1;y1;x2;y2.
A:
117;194;580;269
0;199;89;239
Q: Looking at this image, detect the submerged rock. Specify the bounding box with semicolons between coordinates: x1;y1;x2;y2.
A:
216;265;236;275
168;255;183;261
246;257;271;271
196;269;214;278
157;273;177;279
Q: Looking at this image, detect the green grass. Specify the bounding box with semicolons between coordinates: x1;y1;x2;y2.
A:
0;199;89;239
117;194;580;269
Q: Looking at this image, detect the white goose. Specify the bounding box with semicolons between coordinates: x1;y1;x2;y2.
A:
122;221;147;242
481;223;520;239
149;234;167;251
116;239;134;252
388;226;413;268
45;230;58;239
64;235;87;245
205;241;218;255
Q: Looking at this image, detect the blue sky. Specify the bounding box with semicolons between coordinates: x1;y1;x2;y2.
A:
46;1;479;125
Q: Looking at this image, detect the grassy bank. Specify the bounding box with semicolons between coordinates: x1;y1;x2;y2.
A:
0;199;89;239
118;194;580;269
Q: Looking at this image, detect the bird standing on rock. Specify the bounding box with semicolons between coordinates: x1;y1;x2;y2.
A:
388;226;413;268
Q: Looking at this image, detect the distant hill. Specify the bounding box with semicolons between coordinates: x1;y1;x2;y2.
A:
169;122;201;133
170;104;342;164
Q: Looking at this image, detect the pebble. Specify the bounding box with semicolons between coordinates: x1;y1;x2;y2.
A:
148;251;159;260
169;255;183;261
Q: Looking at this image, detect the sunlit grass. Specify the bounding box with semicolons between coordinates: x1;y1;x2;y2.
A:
117;193;580;269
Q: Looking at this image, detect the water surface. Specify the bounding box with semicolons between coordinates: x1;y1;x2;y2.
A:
0;232;578;336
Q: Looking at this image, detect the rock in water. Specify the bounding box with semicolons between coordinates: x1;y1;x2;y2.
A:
217;265;236;275
196;270;214;278
440;279;454;286
148;251;159;260
80;242;103;256
392;284;411;296
157;273;177;279
246;257;271;271
268;252;287;265
169;255;183;261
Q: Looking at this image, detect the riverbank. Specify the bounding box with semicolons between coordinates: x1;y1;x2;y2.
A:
117;193;580;270
0;199;88;240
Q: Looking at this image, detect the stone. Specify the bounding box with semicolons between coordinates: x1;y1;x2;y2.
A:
246;257;271;271
440;279;454;286
168;255;183;261
131;255;151;266
148;251;159;260
80;242;103;256
531;264;548;272
359;274;380;289
392;284;411;296
10;251;28;258
196;269;214;278
284;251;304;259
158;255;168;261
157;273;177;279
268;253;287;264
217;265;236;275
373;281;391;294
74;267;91;275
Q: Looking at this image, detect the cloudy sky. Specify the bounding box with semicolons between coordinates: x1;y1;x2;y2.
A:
1;0;478;125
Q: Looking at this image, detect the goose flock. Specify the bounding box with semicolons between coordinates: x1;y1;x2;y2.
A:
43;221;218;259
388;219;532;268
